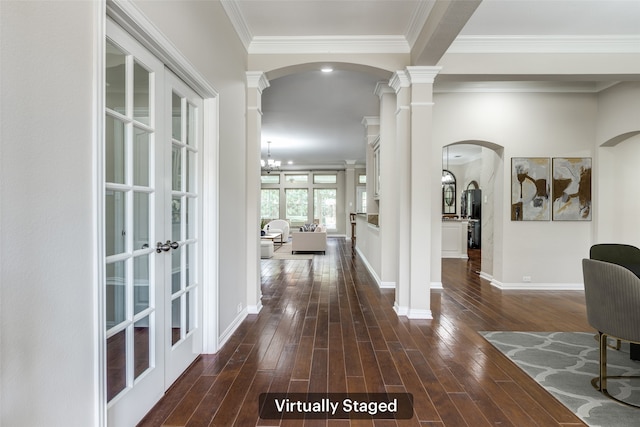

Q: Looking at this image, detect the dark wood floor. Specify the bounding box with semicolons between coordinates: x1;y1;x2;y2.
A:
139;238;590;426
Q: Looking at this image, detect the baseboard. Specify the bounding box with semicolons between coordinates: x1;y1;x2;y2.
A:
431;281;443;290
247;301;263;314
354;247;383;289
441;253;469;259
407;308;433;320
479;271;493;282
490;279;584;291
379;281;396;289
218;309;248;349
393;303;433;319
393;303;409;316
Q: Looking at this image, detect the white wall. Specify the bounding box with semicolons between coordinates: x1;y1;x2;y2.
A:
596;82;640;145
2;1;250;424
434;91;596;287
133;0;250;337
1;2;97;425
595;82;640;247
597;134;640;246
355;217;382;285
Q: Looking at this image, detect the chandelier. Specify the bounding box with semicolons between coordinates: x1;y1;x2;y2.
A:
261;141;281;174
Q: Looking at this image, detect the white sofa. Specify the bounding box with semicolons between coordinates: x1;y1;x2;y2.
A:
262;219;290;242
291;230;326;254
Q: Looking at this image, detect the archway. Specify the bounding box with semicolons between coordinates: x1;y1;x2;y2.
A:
259;63;389;233
441;140;504;281
596;131;640;246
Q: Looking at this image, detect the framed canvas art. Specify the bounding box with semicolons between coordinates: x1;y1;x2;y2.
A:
511;157;550;221
552;157;592;221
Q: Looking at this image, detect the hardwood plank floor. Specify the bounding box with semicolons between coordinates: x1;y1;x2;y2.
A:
139;239;590;427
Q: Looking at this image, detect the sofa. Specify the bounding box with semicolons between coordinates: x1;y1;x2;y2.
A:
262;219;290;242
291;228;326;254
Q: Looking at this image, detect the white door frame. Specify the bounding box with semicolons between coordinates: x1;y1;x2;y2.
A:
94;1;220;426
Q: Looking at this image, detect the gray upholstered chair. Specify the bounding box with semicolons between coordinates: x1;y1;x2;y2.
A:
590;243;640;351
582;258;640;407
590;243;640;276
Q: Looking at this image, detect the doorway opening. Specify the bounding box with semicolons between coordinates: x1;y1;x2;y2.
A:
441;141;504;281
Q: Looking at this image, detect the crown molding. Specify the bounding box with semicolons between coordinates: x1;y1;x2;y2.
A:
448;35;640;54
404;0;436;48
220;0;252;50
248;36;410;55
434;80;622;94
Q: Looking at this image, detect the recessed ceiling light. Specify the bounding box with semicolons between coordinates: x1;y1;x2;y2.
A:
321;67;333;73
288;161;293;165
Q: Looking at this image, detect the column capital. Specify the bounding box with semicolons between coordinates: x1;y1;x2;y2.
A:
344;160;357;169
361;116;380;128
406;66;442;84
389;70;410;93
246;71;270;93
374;81;395;99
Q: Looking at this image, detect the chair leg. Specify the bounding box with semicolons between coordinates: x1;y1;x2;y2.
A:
599;331;608;392
594;333;622;350
591;332;640;408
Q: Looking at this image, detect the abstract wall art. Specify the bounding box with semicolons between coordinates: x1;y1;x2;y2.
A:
552;157;592;221
511;157;550;221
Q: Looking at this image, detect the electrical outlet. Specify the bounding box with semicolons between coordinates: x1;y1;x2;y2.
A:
522;276;532;283
237;303;242;314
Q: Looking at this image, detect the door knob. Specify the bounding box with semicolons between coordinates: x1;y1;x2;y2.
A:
156;240;179;253
156;241;171;253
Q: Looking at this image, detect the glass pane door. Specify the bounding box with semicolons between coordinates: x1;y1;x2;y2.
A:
104;21;165;427
164;71;203;387
105;20;204;427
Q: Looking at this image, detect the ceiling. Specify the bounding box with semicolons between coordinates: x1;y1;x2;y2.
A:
221;0;640;170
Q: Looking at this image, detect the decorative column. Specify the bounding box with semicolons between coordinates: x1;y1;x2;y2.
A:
375;82;398;288
390;66;441;319
345;160;356;237
407;66;441;319
362;117;380;216
389;70;411;316
246;71;270;314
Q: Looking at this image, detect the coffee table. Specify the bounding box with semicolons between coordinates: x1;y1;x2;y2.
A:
261;232;283;247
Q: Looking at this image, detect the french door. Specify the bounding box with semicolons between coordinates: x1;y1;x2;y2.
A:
104;20;203;427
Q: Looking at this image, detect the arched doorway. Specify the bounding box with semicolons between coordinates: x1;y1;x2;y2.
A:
259;64;390;236
442;141;504;280
596;131;640;246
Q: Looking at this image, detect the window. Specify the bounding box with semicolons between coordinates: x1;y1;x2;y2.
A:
261;189;279;220
314;189;337;229
313;174;337;184
286;189;308;226
285;174;308;184
358;174;366;184
357;187;367;213
261;175;280;184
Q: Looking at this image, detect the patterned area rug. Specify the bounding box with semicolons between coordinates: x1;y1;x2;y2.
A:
481;331;640;426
